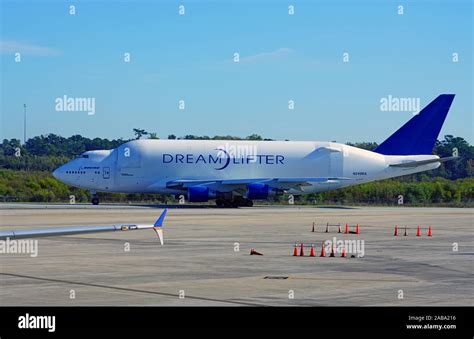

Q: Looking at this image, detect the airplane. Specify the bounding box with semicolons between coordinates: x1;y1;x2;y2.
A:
52;94;456;208
0;209;167;243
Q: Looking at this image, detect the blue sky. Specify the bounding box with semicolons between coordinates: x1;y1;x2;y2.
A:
1;0;472;144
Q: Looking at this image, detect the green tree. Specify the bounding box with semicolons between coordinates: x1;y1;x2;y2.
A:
133;128;148;140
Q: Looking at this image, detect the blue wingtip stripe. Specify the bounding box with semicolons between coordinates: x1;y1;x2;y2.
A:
154;208;168;227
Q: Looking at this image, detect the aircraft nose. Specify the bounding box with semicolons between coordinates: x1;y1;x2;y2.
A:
52;167;64;181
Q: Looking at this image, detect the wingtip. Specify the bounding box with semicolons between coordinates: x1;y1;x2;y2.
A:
152;209;167;245
154;208;168;227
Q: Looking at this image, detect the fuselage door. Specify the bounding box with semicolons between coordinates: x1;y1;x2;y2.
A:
330;150;343;177
103;167;111;179
115;143;144;192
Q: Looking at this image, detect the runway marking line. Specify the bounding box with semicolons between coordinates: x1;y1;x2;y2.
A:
0;272;267;307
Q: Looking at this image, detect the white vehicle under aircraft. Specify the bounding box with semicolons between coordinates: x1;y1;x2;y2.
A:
53;94;456;207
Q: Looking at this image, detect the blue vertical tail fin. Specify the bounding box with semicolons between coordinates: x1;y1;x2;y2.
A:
374;94;455;155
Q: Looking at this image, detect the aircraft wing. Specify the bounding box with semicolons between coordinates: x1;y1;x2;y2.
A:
0;209;167;245
389;156;456;168
167;177;354;191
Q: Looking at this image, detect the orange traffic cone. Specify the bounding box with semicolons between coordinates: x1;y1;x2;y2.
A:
250;249;263;255
427;226;432;237
416;225;421;237
311;222;315;232
320;242;326;257
329;243;335;257
394;225;398;236
325;223;329;233
299;242;305;256
345;223;349;234
338;224;342;233
309;243;315;257
355;224;360;235
404;226;408;236
293;243;298;256
341;247;347;258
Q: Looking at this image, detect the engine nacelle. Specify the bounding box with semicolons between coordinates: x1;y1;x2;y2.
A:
247;183;273;200
188;186;212;202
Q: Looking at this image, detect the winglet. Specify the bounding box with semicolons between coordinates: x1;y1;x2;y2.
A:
154;208;168;227
153;209;167;245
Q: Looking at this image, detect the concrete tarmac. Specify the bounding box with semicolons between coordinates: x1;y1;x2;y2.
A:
0;204;472;306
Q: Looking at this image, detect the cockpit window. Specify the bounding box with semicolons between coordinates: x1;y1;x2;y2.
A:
82;154;89;158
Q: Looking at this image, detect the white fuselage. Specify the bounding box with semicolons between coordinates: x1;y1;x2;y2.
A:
53;139;440;198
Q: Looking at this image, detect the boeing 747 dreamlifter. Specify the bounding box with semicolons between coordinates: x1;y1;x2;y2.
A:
52;94;456;207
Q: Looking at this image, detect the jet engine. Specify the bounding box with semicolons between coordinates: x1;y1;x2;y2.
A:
187;186;215;202
246;183;276;200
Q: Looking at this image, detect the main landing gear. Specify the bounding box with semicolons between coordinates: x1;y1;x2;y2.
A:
91;192;99;205
215;197;253;208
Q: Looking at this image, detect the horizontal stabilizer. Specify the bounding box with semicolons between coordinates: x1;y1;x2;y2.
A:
389;156;456;168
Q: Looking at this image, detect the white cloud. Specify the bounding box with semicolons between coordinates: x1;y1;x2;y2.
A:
239;48;293;63
0;40;61;56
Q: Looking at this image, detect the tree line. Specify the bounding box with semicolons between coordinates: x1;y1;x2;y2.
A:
0;169;471;206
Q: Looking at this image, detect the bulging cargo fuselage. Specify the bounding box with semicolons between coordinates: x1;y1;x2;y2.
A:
53;139;439;197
